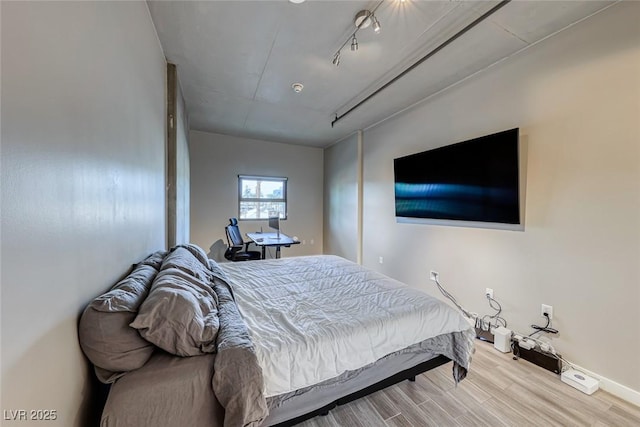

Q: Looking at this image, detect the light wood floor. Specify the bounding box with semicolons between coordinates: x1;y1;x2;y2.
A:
296;340;640;427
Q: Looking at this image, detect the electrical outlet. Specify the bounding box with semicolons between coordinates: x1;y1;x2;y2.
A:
541;304;553;320
429;270;439;282
379;256;383;264
485;288;494;299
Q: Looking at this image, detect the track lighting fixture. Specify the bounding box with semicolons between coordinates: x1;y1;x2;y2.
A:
354;10;373;29
331;1;383;66
350;36;358;51
332;51;341;66
372;15;381;34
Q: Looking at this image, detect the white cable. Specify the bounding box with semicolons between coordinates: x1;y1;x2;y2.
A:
433;277;472;319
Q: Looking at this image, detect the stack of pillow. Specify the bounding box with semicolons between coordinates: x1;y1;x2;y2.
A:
78;244;221;383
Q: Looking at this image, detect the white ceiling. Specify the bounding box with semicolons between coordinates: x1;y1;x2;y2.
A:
147;0;614;148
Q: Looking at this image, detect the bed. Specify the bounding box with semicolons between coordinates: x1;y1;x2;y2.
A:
96;251;475;427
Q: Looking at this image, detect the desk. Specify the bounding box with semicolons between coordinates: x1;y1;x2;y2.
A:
246;232;300;259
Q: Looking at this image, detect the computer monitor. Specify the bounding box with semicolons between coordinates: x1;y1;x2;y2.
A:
268;215;280;240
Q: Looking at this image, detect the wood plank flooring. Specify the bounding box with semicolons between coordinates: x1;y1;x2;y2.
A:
296;341;640;427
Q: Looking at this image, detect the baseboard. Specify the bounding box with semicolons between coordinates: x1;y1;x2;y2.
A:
566;361;640;406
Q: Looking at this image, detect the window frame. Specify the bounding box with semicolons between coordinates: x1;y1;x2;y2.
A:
237;175;288;221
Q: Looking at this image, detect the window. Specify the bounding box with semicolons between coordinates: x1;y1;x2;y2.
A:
238;175;287;220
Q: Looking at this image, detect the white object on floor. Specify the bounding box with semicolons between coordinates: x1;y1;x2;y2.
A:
493;326;512;353
561;369;600;395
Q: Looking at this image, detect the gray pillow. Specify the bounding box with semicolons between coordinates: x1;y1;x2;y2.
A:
79;263;159;383
137;249;168;270
161;247;212;283
130;268;219;357
175;244;210;267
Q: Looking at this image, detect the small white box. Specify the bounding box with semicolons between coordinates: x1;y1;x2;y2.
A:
493;327;512;353
561;369;599;395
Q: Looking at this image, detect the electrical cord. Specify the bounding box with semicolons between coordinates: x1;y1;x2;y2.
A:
433;277;472;319
556;355;573;373
539;346;573;374
431;276;509;334
481;294;507;330
529;313;558;337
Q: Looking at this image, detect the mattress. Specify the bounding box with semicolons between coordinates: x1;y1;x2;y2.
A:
219;255;473;397
263;335;458;426
101;337;457;427
101;254;474;427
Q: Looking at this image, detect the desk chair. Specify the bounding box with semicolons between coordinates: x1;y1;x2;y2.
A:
224;218;261;262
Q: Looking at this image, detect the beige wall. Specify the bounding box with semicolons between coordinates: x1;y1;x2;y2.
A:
190;131;323;261
175;79;190;244
326;2;640;393
1;2;167;425
170;68;190;246
323;134;359;262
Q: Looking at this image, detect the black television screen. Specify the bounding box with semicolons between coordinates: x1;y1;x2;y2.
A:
394;128;521;226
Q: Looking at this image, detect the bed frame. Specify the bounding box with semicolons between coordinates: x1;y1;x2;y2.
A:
272;355;451;427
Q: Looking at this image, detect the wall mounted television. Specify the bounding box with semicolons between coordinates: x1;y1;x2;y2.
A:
394;128;523;230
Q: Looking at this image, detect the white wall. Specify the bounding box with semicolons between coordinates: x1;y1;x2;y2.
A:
190;131;323;261
323;134;359;262
1;2;167;425
326;2;640;393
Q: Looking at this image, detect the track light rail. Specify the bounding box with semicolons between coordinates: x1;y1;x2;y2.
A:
331;0;511;128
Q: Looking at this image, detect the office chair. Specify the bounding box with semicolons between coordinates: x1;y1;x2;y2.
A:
224;218;261;262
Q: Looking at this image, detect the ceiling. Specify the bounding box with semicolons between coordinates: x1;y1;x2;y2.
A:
147;0;614;148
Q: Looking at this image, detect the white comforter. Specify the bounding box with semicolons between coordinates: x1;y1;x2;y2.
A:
220;255;471;397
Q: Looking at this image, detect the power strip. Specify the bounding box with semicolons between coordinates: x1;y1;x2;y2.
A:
513;341;562;374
